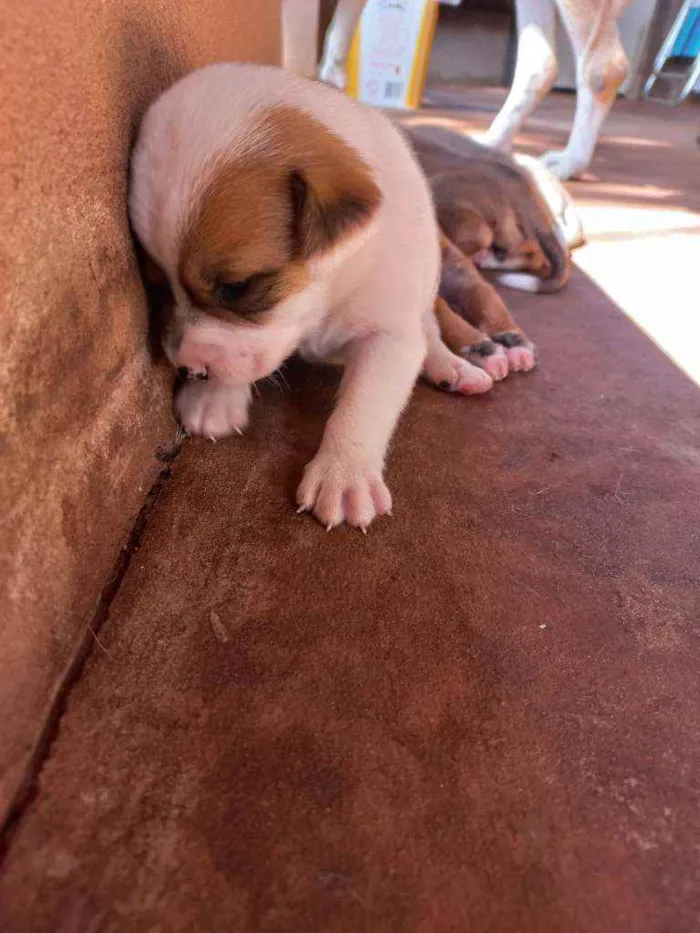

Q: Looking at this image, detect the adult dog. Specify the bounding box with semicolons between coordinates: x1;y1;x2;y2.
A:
283;0;630;180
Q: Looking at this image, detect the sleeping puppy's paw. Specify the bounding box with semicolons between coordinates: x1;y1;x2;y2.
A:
462;340;510;381
175;381;251;439
296;455;392;531
492;332;537;373
430;357;494;395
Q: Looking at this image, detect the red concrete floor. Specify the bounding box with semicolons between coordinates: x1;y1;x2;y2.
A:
1;87;699;933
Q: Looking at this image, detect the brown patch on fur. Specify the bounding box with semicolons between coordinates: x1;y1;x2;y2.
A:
433;293;488;356
178;105;381;320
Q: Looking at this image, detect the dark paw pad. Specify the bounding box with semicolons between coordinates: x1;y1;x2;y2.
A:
493;331;525;349
470;340;496;358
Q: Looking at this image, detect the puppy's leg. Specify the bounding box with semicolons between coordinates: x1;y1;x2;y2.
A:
317;0;367;89
480;0;558;152
440;234;533;376
175;381;252;440
422;307;495;395
465;293;537;374
282;0;321;79
434;296;509;383
541;0;629;180
297;332;424;529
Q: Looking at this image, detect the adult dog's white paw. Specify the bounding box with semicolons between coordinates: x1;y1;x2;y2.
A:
317;58;348;90
296;455;392;531
175;382;251;439
540;149;587;181
469;131;512;153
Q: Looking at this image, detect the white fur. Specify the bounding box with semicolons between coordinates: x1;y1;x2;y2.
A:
129;64;471;530
494;272;542;293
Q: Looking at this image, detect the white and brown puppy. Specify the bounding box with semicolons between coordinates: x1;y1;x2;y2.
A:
129;63;489;531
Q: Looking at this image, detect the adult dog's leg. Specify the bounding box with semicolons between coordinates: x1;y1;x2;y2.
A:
282;0;321;79
317;0;367;89
541;0;629;179
480;0;558;153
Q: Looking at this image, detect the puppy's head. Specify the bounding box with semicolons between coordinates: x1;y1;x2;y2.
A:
141;105;381;385
431;167;557;280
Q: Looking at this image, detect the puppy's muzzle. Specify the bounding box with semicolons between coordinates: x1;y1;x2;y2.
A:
177;366;208;381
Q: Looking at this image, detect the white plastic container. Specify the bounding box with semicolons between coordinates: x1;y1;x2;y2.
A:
345;0;439;110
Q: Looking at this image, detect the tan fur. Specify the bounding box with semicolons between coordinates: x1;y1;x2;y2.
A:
438;231;530;349
179;105;382;321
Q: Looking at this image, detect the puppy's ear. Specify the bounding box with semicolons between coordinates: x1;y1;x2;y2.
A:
288;135;382;258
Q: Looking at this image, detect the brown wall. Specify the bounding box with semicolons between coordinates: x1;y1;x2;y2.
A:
0;0;280;824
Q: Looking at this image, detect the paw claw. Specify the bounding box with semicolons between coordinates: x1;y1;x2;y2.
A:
297;455;391;529
176;382;251;438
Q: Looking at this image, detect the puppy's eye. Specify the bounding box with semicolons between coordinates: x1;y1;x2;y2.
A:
492;246;508;262
214;278;252;306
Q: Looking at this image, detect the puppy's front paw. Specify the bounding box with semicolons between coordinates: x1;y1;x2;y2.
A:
296;455;392;531
175;381;251;439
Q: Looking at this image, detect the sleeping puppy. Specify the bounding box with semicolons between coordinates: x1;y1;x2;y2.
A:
408;131;581;381
129;63;493;531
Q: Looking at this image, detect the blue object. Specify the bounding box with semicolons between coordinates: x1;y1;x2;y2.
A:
644;0;700;104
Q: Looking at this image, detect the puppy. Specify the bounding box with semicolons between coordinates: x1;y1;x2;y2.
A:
285;0;629;180
409;131;580;380
129;63;494;531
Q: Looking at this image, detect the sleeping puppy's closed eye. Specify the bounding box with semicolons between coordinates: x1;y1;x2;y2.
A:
129;63;484;529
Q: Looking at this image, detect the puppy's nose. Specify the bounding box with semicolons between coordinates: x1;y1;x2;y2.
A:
177;366;208;381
